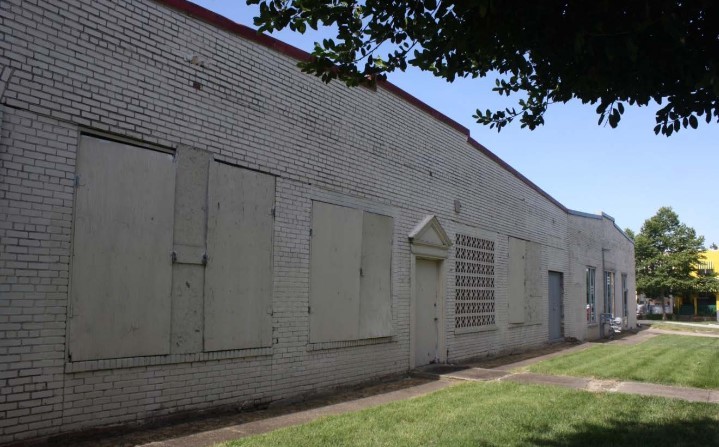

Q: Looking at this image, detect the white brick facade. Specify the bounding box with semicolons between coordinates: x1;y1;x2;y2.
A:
0;0;635;443
567;211;637;340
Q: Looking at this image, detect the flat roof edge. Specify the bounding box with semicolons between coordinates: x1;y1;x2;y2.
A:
567;209;602;220
568;209;634;245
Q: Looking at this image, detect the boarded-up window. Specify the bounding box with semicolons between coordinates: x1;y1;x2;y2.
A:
359;212;394;338
586;267;596;323
525;240;542;323
69;136;175;361
204;162;275;351
508;237;542;324
455;234;495;328
309;202;393;343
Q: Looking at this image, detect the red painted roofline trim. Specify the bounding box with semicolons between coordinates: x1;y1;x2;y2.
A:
154;0;566;213
156;0;311;61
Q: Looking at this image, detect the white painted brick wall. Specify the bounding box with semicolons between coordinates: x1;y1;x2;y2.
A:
0;0;635;442
566;213;636;341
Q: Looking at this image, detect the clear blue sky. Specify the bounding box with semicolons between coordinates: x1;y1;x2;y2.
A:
193;1;719;246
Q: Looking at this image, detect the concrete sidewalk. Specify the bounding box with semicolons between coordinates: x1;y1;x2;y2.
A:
647;328;719;338
639;319;719;328
415;330;719;405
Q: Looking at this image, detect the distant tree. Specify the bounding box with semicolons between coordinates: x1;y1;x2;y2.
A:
251;1;719;135
624;228;635;241
711;242;718;250
634;207;719;320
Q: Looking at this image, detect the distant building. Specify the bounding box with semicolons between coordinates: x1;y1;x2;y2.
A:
676;250;719;317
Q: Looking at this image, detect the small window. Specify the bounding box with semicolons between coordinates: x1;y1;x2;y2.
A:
586;267;596;323
622;274;628;318
605;271;615;315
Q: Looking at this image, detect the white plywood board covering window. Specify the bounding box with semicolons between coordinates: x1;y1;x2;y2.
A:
309;202;363;342
508;237;543;324
359;212;393;338
204;162;275;351
508;237;526;323
69;136;175;361
524;241;543;323
309;202;393;343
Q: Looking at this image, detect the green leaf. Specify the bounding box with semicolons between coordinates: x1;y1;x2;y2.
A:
689;115;698;129
251;0;719;136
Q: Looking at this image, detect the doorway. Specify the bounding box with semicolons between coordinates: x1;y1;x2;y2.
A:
408;215;451;368
548;271;563;341
414;259;440;366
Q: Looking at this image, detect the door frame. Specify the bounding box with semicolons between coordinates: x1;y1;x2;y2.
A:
410;254;447;368
408;215;452;369
548;270;564;341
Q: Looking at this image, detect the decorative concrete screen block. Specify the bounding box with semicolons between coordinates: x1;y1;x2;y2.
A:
455;234;495;328
359;212;393;338
204;162;275;351
69;136;175;361
508;237;527;323
309;202;393;342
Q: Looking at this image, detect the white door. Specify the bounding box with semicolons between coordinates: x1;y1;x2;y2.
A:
415;259;439;366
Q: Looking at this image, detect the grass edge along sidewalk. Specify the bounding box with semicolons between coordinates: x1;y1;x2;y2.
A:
526;334;719;389
219;381;719;447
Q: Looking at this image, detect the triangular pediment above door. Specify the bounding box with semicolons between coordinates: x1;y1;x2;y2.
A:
408;215;452;250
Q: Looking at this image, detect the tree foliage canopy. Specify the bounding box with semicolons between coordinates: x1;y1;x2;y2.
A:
635;207;718;302
250;0;719;136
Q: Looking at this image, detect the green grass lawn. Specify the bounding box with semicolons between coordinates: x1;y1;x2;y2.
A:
649;322;719;335
220;381;719;447
528;334;719;389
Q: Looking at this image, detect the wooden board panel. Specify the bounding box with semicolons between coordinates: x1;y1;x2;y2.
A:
69;136;175;361
204;162;275;351
309;202;363;342
508;237;526;324
525;241;543;323
359;212;393;338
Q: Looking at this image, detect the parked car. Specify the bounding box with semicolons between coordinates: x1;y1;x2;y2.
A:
650;304;672;314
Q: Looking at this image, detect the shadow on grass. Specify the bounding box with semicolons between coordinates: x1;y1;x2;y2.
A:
527;416;719;447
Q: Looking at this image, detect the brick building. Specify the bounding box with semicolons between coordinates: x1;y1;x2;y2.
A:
0;0;635;443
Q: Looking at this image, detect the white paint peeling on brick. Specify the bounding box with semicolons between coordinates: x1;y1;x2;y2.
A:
0;0;635;443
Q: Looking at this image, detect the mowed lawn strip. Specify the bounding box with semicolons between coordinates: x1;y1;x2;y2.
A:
221;381;719;447
528;334;719;389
